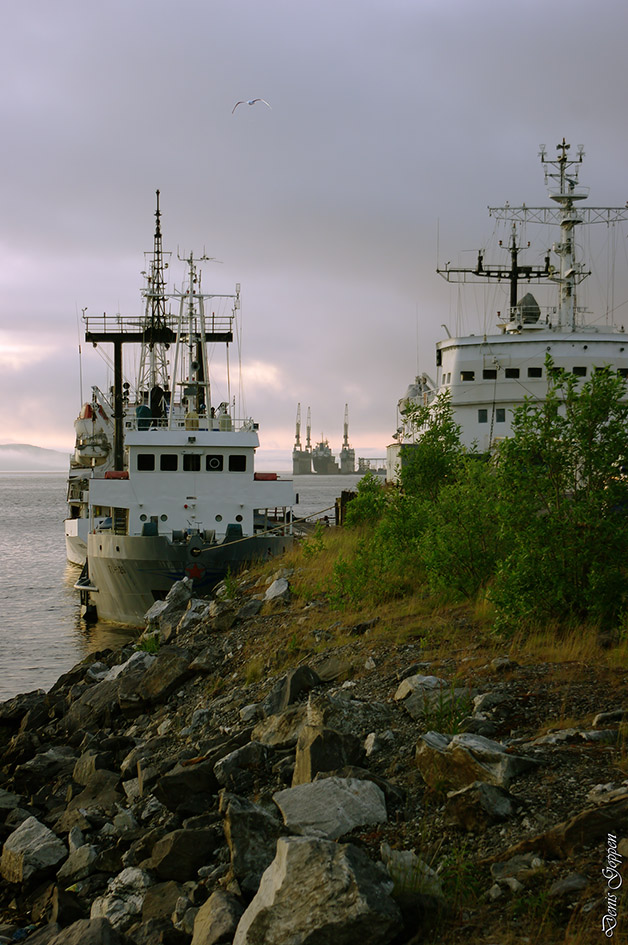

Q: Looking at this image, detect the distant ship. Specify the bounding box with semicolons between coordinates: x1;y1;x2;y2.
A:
312;437;340;475
293;404;356;474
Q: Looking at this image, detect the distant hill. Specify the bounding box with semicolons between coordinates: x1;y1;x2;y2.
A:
0;443;68;471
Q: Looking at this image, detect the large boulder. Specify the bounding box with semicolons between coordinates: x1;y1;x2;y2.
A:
90;867;154;931
273;777;387;840
148;828;222;880
445;780;515;831
1;816;67;884
220;793;290;894
261;666;322;718
415;731;538;790
233;836;402;945
191;889;245;945
292;725;364;785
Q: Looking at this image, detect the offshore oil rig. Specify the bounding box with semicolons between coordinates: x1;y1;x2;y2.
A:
292;404;356;475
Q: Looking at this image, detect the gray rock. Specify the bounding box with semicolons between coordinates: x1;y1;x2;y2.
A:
364;730;395;758
292;724;364;785
263;577;291;602
220;792;290;894
12;746;77;791
104;651;156;682
261;665;322;718
236;599;263;620
1;816;67;883
239;704;261;723
416;731;539;790
233;836;402;945
191;889;245;945
135;647;193;705
73;751;116;786
148;828;222;880
380;842;442;899
90;867;154;931
0;789;21;812
213;741;270;791
445;780;515;830
548;872;589;898
252;705;308;749
177;599;211;633
154;758;219;813
141;880;186;922
45;917;132;944
273;776;387;839
207;600;237;632
394;674;448;702
491;853;544;884
57;843;99;884
593;708;628;727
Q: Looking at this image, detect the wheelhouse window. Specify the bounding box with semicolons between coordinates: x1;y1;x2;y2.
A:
572;366;587;377
478;409;488;423
183;454;201;472
505;368;520;379
460;371;475;382
528;367;542;378
496;408;506;423
160;454;178;471
137;454;155;471
206;454;224;471
228;454;247;472
482;369;497;380
619;368;628;379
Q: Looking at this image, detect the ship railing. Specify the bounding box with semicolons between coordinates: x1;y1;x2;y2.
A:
84;313;178;335
124;414;258;433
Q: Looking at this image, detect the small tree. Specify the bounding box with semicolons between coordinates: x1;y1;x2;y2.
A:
492;358;628;630
398;390;466;501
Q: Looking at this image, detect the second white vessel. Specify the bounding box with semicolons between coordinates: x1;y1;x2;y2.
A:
388;140;628;477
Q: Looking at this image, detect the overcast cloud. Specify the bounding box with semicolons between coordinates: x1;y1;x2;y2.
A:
2;0;628;469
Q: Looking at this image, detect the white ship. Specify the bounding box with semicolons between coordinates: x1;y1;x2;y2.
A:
68;193;295;626
388;140;628;479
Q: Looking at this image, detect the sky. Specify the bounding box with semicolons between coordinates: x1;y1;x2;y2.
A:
2;0;628;471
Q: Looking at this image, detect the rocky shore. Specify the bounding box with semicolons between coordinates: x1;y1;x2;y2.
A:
1;569;627;944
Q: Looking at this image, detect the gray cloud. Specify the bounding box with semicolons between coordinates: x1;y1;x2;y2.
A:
2;0;628;466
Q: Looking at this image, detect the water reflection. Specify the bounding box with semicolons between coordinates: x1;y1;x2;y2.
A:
63;562;138;661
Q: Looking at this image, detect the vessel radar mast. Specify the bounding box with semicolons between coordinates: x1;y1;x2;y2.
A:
488;139;628;331
137;190;172;398
168;251;238;429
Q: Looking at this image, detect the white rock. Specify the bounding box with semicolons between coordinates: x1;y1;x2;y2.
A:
0;816;67;883
272;776;387;840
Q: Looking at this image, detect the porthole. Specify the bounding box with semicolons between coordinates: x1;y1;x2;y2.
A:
140;514;147;522
115;546;120;553
235;514;243;522
215;514;223;522
160;514;168;522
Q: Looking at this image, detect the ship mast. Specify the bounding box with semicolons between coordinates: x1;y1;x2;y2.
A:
306;406;311;451
489;140;628;331
137;190;171;395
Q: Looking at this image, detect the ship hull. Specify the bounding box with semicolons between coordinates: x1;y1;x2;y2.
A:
83;531;294;626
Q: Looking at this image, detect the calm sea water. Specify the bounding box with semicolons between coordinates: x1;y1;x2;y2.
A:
0;472;363;702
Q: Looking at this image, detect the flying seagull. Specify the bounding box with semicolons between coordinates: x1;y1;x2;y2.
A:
232;98;272;114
